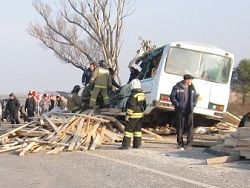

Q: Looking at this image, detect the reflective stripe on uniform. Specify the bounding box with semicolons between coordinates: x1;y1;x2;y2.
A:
124;131;133;138
126;108;134;115
133;131;142;137
94;85;107;89
90;98;96;101
129;112;144;119
103;96;109;100
134;93;145;101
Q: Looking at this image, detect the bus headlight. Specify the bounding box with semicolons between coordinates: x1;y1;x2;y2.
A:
208;102;224;112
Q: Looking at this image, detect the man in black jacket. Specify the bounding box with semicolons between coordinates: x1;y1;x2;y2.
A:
238;112;250;127
82;65;93;87
6;93;21;124
25;92;36;122
170;74;199;150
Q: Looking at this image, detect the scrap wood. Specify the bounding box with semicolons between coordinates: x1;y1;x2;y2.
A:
225;111;241;122
0;121;34;140
43;114;60;133
206;155;240;165
68;118;85;151
142;128;163;140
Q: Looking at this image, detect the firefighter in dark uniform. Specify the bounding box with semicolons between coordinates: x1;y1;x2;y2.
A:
120;79;146;150
67;85;82;113
89;61;112;109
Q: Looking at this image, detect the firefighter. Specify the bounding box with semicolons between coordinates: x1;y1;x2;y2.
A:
120;79;146;150
89;61;112;109
67;85;82;113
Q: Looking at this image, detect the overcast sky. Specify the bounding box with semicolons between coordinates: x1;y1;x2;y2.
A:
0;0;250;95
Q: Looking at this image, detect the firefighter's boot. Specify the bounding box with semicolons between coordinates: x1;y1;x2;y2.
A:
119;136;131;150
133;137;141;149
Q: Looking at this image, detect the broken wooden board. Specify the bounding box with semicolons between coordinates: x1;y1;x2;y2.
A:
206;155;240;165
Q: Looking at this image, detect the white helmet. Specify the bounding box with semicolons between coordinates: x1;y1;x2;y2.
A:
130;79;141;89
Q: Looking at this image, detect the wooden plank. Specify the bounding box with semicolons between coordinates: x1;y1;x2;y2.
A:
0;122;34;139
225;111;241;122
206;155;240;165
89;132;101;150
55;112;110;123
0;143;27;153
104;129;123;142
83;122;100;150
17;130;49;137
43;115;60;133
142;128;163;140
19;142;37;156
32;146;44;153
68;118;85;151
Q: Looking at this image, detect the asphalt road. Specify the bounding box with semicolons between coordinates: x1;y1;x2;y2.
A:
0;140;250;188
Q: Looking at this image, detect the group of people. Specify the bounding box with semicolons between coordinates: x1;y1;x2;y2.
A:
3;92;66;125
73;59;200;150
121;74;199;150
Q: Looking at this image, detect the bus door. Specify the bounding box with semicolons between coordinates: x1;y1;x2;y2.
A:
193;79;212;109
141;78;154;103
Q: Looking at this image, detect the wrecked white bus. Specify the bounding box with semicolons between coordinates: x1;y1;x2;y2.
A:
116;41;234;126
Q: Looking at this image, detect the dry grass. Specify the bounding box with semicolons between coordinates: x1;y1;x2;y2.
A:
227;92;250;116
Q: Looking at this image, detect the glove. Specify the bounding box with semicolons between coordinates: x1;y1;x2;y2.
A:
125;116;129;122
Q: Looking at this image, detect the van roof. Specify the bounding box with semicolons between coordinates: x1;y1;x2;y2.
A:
168;41;234;58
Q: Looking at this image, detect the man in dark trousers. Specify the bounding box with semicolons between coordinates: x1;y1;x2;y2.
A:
120;79;146;150
82;64;93;87
6;93;21;124
25;92;36;122
170;74;199;150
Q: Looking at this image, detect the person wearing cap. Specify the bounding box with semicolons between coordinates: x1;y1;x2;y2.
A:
67;85;82;113
6;93;21;124
119;79;146;150
89;61;112;109
24;92;36;122
170;74;199;150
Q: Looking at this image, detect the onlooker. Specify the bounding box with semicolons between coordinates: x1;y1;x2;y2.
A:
49;95;55;111
39;94;51;114
24;92;36;122
170;74;199;150
6;93;21;124
128;67;139;83
67;85;82;112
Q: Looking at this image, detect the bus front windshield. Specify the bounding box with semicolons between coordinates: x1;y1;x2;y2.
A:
165;47;232;83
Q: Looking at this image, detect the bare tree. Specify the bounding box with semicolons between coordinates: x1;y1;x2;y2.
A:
29;0;133;81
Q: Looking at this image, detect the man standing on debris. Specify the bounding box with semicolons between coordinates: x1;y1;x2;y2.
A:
24;92;36;122
120;79;146;150
170;74;199;150
67;85;82;113
89;60;112;109
82;64;93;87
6;93;21;124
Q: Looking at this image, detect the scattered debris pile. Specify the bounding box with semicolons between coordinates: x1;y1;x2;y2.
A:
0;110;123;156
0;110;164;156
211;124;250;159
